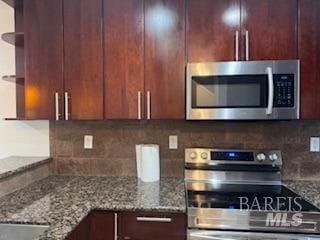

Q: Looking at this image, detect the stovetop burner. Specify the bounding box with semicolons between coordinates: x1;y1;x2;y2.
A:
187;184;319;212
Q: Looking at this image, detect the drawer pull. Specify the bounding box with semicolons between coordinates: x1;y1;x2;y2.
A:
136;217;172;223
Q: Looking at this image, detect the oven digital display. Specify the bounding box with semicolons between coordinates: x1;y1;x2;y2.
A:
211;151;254;161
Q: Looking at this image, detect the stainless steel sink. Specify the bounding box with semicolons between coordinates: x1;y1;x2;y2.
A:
0;224;49;240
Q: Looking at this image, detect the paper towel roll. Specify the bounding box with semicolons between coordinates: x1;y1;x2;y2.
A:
140;144;160;182
135;144;143;179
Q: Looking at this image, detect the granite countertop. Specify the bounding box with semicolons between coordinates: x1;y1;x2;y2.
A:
0;156;52;180
0;176;185;240
284;180;320;209
0;176;319;240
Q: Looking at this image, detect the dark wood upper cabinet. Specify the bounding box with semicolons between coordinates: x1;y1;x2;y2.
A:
118;212;186;240
241;0;298;60
24;0;63;120
145;0;186;120
64;0;104;120
299;0;320;119
187;0;241;63
104;0;145;120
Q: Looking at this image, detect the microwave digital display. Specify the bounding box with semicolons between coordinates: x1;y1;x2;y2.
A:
273;74;294;108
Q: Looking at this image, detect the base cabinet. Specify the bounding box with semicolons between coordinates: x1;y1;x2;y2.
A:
66;211;186;240
66;214;91;240
90;211;115;240
118;212;186;240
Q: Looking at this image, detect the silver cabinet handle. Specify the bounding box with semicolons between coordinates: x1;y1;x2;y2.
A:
64;92;70;120
114;213;118;240
235;31;239;61
147;91;151;120
266;67;274;115
138;91;142;120
55;92;60;121
245;30;250;61
136;217;172;223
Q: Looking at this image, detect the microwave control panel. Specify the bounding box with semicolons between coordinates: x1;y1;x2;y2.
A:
273;74;294;108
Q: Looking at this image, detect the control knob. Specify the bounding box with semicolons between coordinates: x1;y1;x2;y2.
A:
269;153;278;162
190;152;197;160
201;152;208;160
256;153;266;162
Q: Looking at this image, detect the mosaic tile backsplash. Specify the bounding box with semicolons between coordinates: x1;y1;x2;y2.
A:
50;120;320;180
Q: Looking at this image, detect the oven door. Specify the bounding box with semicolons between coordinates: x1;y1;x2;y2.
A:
188;230;320;240
186;60;299;120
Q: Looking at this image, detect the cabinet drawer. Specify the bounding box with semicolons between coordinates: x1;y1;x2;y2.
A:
119;212;186;240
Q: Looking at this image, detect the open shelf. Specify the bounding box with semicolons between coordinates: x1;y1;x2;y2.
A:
1;0;22;8
1;32;24;46
2;75;24;83
3;118;24;120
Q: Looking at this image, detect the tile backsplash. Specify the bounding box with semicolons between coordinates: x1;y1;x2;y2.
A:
50;120;320;180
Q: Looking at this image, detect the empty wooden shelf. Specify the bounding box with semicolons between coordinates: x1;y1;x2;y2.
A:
2;75;24;83
1;0;22;8
1;32;24;46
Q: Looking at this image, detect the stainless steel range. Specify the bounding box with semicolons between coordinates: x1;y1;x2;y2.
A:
185;148;320;240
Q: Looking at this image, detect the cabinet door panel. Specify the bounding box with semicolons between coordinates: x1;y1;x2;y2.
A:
119;212;186;240
66;215;90;240
24;0;63;120
90;211;114;240
187;0;240;62
241;0;298;60
145;0;186;120
104;0;144;120
64;0;103;120
299;0;320;119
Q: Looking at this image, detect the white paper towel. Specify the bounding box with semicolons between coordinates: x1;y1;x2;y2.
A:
140;144;160;182
135;144;143;179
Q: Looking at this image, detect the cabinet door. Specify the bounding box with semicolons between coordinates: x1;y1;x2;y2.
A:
241;0;298;60
104;0;144;120
187;0;241;62
90;211;114;240
64;0;104;120
119;212;186;240
145;0;186;120
66;215;90;240
299;0;320;119
24;0;63;120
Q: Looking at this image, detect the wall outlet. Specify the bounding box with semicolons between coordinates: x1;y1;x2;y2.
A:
169;135;178;149
84;135;93;149
310;137;320;152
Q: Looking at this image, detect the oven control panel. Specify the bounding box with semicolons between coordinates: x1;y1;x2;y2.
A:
273;74;294;108
185;148;282;167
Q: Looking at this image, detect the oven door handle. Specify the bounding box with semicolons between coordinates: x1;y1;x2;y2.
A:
266;67;274;115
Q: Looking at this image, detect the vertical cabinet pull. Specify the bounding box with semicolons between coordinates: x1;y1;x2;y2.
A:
64;92;70;120
114;213;118;240
235;31;239;61
245;30;250;61
147;91;151;120
55;92;60;121
138;91;142;120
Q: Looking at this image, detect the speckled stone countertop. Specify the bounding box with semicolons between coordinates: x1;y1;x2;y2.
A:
0;176;185;240
284;180;320;208
0;156;51;180
0;176;319;240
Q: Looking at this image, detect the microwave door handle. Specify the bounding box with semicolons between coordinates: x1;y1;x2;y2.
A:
266;67;274;115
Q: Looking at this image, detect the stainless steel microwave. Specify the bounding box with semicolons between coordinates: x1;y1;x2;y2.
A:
186;60;300;120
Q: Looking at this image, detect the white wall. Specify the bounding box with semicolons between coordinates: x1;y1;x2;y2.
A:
0;1;49;158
